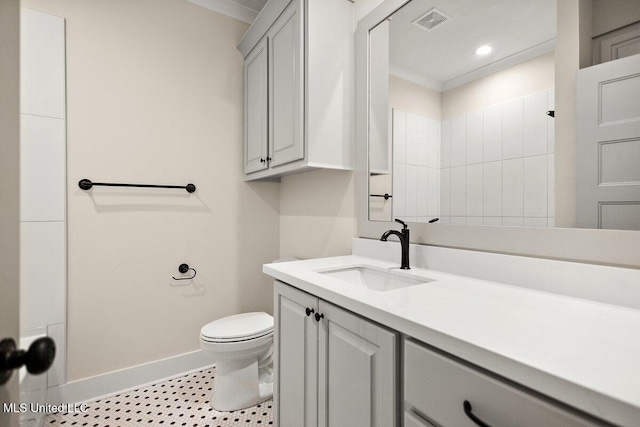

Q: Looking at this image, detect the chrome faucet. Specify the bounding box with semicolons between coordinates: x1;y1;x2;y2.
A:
380;219;410;270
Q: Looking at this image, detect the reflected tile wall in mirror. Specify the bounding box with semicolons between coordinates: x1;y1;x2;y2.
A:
391;89;555;227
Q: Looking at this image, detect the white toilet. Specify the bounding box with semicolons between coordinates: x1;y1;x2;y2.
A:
200;312;274;411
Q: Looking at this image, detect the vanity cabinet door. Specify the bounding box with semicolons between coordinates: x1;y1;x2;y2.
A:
317;301;397;427
404;339;606;427
267;0;304;168
244;38;269;174
274;282;318;427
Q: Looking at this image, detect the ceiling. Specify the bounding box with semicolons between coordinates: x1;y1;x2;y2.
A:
220;0;556;91
387;0;557;91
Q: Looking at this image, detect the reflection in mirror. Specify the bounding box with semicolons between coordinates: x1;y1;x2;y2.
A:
369;0;558;226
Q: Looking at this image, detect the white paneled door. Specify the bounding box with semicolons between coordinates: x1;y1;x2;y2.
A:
577;54;640;230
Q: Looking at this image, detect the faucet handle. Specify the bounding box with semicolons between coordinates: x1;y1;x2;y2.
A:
394;218;408;229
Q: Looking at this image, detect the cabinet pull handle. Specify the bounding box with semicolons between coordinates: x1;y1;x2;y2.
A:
305;307;314;316
314;312;324;322
260;158;265;163
463;400;491;427
266;156;272;162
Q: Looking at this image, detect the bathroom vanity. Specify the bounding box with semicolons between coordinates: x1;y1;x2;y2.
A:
264;242;640;427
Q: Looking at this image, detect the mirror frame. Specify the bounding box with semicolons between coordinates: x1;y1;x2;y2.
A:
355;0;640;268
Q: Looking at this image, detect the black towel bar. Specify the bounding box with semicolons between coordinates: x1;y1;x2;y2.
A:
78;179;196;193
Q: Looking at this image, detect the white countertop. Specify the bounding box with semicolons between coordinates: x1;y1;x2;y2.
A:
264;255;640;426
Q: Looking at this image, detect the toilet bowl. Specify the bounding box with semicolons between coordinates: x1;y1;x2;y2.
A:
200;312;274;411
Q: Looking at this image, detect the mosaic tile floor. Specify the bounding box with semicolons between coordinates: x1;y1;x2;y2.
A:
44;368;274;427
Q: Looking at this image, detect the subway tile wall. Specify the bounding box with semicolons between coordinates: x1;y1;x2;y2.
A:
392;110;440;222
20;10;67;422
393;89;555;227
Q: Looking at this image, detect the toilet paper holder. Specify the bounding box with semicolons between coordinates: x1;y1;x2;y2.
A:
173;263;197;280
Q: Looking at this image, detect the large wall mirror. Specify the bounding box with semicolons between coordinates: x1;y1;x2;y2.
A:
366;0;640;231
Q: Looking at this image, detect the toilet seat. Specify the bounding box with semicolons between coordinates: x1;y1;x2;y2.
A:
200;312;273;343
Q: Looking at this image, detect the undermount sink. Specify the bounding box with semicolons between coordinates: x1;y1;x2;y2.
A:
320;266;434;292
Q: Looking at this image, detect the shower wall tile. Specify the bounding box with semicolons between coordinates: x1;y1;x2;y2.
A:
523;155;548;217
406;113;418;163
417;117;428;166
450;166;466;216
393;110;406;164
20;222;66;330
440;168;451;216
503;158;524;217
466;110;484;165
547;89;555;153
483;161;502;217
466;164;483;217
427;119;440;168
523;91;549;157
20;9;65;119
483;104;502;162
20;115;66;222
47;323;66;387
417;167;428;217
450;115;466;167
405;165;418;217
393;90;553;227
441;119;451;168
502;97;524;159
427;168;440;217
393;111;441;222
393;162;406;217
20;8;68;392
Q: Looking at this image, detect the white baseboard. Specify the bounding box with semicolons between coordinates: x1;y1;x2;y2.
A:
46;350;214;405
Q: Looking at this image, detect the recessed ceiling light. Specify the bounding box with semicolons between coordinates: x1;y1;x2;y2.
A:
475;45;492;56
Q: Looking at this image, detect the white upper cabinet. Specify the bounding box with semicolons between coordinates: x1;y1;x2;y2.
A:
239;0;354;180
268;0;304;168
244;38;269;174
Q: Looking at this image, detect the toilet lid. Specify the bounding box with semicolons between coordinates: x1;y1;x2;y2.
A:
201;312;273;341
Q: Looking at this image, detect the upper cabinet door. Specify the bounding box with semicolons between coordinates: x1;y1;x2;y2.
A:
244;38;269;174
268;0;304;168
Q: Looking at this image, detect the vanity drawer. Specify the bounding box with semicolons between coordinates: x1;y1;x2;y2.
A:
404;339;604;427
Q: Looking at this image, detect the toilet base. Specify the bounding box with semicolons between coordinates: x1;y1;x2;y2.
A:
211;358;273;411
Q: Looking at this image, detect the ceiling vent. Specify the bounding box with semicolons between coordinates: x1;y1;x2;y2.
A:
412;8;450;32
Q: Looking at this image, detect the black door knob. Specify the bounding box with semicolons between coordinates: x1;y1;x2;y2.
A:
314;312;324;322
0;337;56;385
305;307;314;316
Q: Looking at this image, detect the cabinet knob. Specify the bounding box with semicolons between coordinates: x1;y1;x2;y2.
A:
305;307;314;316
266;156;272;162
260;158;265;163
314;312;324;322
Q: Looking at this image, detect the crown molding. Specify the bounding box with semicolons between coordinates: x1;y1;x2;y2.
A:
186;0;258;24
